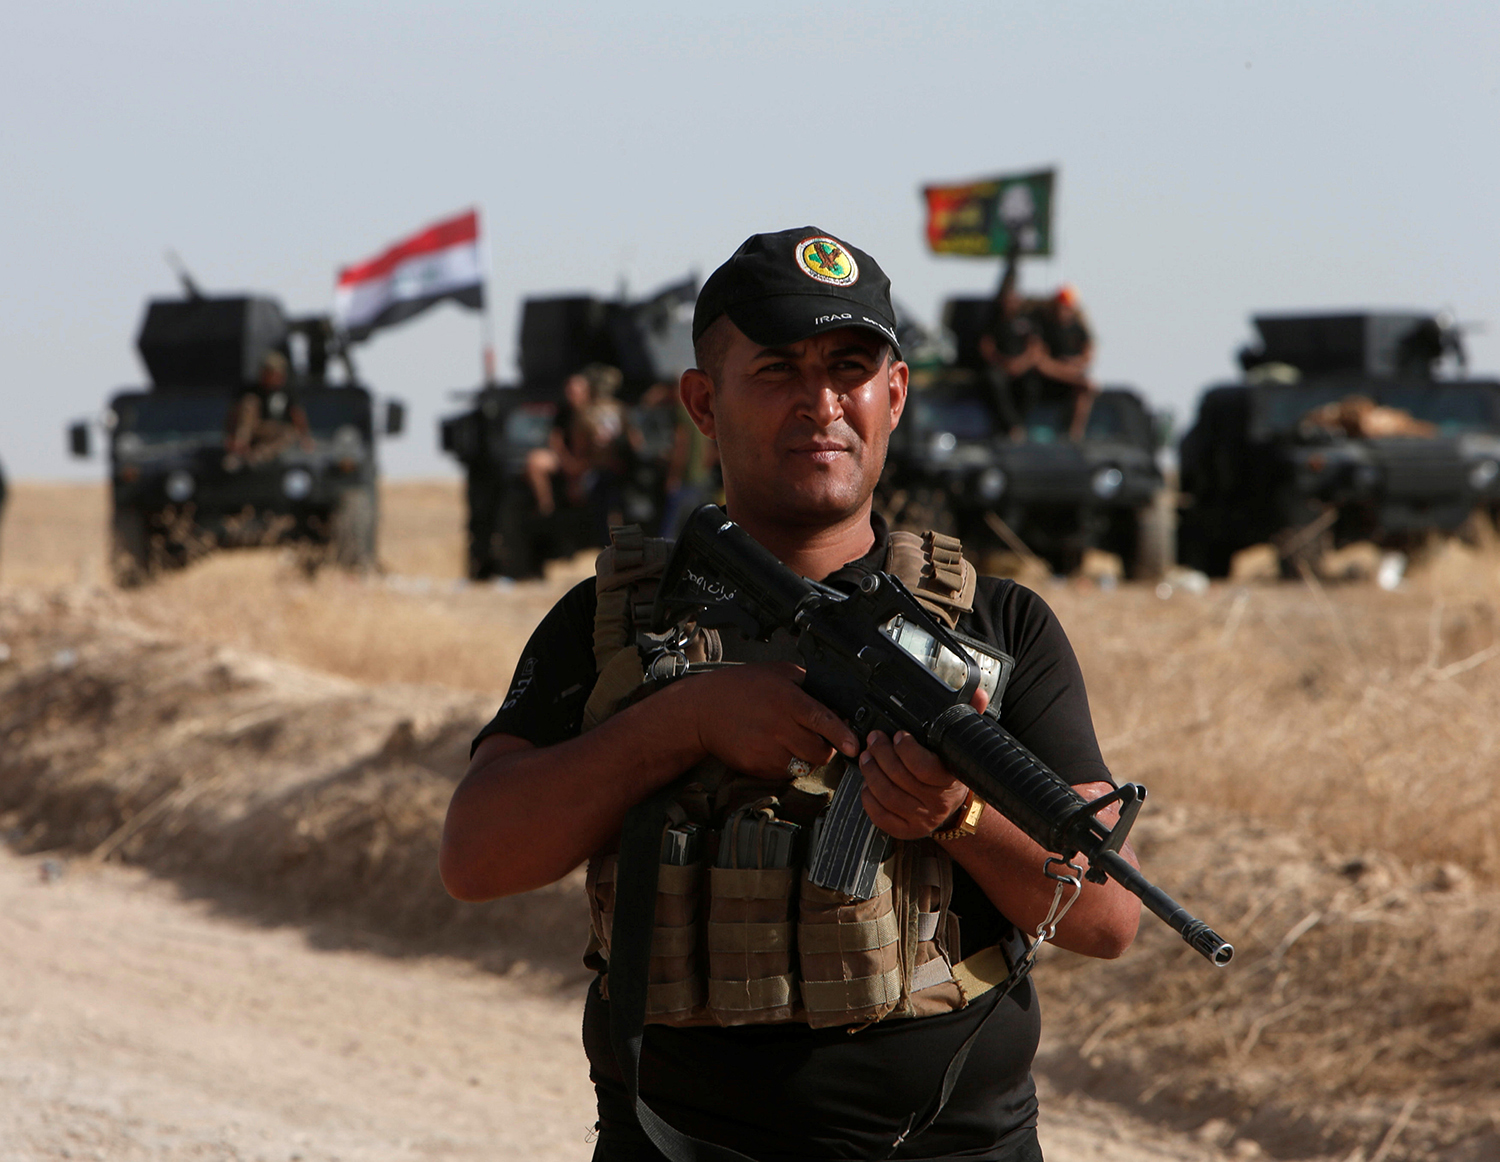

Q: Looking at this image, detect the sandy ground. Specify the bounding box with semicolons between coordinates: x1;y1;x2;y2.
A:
0;845;597;1162
0;841;1250;1162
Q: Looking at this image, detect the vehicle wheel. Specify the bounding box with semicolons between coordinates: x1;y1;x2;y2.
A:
331;488;377;571
496;492;543;579
111;507;152;588
1128;492;1176;581
465;474;503;580
883;486;954;536
1176;509;1234;578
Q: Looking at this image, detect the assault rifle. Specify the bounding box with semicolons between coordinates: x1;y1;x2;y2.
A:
651;506;1233;967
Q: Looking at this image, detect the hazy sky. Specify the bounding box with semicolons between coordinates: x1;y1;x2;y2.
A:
4;1;1497;481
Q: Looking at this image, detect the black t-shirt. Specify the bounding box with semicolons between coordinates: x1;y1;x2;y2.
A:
1041;314;1091;362
474;526;1110;1161
986;300;1044;361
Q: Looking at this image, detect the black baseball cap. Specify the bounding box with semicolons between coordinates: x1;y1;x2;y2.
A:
692;227;901;358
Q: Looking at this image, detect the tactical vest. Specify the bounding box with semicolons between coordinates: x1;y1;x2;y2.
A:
581;524;1024;1031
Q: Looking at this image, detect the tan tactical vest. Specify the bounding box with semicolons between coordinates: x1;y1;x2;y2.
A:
581;525;1020;1031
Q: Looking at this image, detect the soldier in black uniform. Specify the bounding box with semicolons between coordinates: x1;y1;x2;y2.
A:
1035;286;1098;441
441;228;1141;1161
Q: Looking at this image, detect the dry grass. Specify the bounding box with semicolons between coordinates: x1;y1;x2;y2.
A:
1045;541;1500;880
1030;543;1500;1159
1;481;595;694
1;481;110;587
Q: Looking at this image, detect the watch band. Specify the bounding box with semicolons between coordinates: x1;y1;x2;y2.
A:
932;790;984;841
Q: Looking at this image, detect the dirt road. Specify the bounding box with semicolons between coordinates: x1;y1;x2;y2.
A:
0;844;597;1161
0;846;1242;1162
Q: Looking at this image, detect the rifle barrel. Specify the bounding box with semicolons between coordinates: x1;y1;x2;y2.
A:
1095;850;1234;966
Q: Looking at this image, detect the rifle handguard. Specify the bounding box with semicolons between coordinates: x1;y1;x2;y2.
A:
929;704;1094;858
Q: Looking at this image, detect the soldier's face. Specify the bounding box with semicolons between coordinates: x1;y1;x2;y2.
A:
682;322;907;530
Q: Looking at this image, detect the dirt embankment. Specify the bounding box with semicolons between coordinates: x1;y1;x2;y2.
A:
0;585;590;982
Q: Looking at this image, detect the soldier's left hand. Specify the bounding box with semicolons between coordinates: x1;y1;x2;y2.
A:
858;688;988;841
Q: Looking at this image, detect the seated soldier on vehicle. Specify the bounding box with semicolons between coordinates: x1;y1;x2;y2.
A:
1035;285;1099;441
978;270;1046;442
224;351;312;468
524;364;628;530
981;285;1099;443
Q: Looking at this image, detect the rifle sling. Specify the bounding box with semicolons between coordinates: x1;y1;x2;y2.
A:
879;935;1033;1158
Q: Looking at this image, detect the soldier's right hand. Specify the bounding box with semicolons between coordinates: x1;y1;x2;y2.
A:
684;662;859;781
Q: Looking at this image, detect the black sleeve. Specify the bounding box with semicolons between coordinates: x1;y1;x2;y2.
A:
964;577;1113;788
470;578;601;756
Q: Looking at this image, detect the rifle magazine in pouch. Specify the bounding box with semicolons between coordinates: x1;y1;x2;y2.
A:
906;842;964;1017
797;858;902;1029
706;801;799;1025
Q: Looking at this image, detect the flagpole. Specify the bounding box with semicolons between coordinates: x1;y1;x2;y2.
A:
478;204;497;386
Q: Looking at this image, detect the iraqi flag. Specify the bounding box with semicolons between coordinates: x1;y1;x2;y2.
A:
334;209;485;340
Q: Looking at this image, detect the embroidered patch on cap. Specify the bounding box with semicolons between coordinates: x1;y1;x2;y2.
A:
795;236;859;286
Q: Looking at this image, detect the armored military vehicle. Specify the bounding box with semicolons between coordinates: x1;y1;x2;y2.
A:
440;277;695;579
883;365;1170;577
69;285;405;585
881;295;1171;577
1177;311;1500;576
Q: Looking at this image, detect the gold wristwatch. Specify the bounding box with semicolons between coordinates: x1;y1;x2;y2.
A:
932;790;984;841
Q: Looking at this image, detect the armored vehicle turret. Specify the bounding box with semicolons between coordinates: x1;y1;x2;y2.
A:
1177;311;1500;576
69;284;405;585
440;277;696;579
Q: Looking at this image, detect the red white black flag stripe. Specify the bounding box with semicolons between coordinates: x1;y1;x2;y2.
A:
334;209;485;340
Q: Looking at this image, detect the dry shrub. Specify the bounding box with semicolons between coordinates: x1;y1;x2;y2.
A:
1045;540;1500;879
1036;810;1500;1161
1030;540;1500;1160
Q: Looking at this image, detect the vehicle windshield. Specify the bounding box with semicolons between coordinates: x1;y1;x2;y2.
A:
505;405;556;449
1256;382;1500;436
1022;394;1147;444
912;394;995;440
114;388;372;447
112;394;226;445
301;390;371;438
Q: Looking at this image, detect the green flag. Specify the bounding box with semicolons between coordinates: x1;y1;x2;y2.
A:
922;169;1056;257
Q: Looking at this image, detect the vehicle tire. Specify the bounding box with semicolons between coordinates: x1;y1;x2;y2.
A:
1129;492;1177;581
111;507;152;588
1176;510;1234;578
883;486;955;536
331;488;377;571
1276;526;1332;580
465;473;504;580
496;492;543;579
